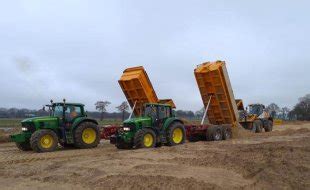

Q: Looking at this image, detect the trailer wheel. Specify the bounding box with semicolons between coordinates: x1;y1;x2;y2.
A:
222;125;232;140
207;126;223;141
265;120;273;132
166;122;186;146
15;142;32;151
134;128;156;149
255;120;263;133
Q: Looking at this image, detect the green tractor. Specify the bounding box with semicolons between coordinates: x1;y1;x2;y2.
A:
110;103;186;149
11;100;100;153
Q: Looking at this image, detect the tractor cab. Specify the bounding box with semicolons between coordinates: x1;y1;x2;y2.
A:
143;103;173;128
47;101;86;124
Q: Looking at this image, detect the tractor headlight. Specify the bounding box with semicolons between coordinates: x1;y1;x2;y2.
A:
21;127;28;131
123;127;131;131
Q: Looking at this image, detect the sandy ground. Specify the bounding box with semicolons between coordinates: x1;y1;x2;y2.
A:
0;123;309;190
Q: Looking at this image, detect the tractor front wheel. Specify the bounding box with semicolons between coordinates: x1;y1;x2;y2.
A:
166;122;186;146
16;142;32;151
134;128;156;149
74;122;100;149
30;130;58;153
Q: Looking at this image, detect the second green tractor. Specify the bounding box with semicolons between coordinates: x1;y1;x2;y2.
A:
110;103;186;149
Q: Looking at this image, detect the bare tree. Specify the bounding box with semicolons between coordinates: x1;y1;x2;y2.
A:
291;94;310;120
116;101;129;121
281;107;290;120
267;103;280;118
95;101;111;121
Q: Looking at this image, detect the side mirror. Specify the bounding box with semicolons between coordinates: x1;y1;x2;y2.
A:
42;106;46;111
64;106;68;111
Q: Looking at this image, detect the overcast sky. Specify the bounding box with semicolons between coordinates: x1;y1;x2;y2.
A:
0;0;309;112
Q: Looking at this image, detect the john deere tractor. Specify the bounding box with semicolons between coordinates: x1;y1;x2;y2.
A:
110;103;186;149
11;100;100;153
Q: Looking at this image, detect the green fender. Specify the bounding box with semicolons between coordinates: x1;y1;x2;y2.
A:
72;117;98;130
163;117;184;131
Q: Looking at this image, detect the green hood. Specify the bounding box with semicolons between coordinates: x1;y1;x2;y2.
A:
21;116;58;123
124;117;151;123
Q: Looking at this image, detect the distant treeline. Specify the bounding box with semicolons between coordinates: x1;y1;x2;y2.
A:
0;93;309;121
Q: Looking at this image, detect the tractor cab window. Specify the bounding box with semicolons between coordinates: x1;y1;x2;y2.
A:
53;105;63;118
66;106;82;121
144;105;157;120
159;106;170;119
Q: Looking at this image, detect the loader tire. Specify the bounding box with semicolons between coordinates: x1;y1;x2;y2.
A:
255;120;263;133
134;128;156;149
16;142;32;151
30;130;58;153
166;122;186;146
265;120;273;132
207;126;223;141
74;122;100;149
222;125;232;140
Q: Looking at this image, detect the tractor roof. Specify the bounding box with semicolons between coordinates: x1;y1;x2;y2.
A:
144;103;172;107
53;102;85;106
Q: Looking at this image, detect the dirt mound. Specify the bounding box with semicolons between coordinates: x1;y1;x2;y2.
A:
0;123;309;189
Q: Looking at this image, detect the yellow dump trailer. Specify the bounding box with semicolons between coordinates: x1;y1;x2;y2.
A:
194;61;239;127
118;66;159;116
119;66;176;116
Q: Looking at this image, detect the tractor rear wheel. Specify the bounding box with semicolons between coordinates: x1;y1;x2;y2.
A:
74;122;100;149
16;142;32;151
30;130;58;153
134;128;156;149
166;122;186;146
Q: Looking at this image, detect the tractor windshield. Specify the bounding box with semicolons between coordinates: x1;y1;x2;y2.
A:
144;105;157;119
52;105;64;117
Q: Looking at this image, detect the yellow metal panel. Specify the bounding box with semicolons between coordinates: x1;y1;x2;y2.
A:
194;61;239;126
119;66;159;116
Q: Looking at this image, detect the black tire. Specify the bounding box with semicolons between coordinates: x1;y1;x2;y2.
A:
15;142;32;151
166;122;186;146
74;122;100;149
134;128;156;149
207;126;223;141
265;120;273;132
255;120;263;133
30;130;58;153
116;142;133;149
222;125;232;140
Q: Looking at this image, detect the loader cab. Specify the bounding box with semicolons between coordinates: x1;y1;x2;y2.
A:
248;104;265;116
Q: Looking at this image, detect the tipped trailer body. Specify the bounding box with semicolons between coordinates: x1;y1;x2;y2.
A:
185;61;239;141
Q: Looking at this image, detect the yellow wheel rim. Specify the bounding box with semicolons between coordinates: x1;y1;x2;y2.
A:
143;133;154;147
40;134;54;149
82;128;97;144
172;128;183;144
